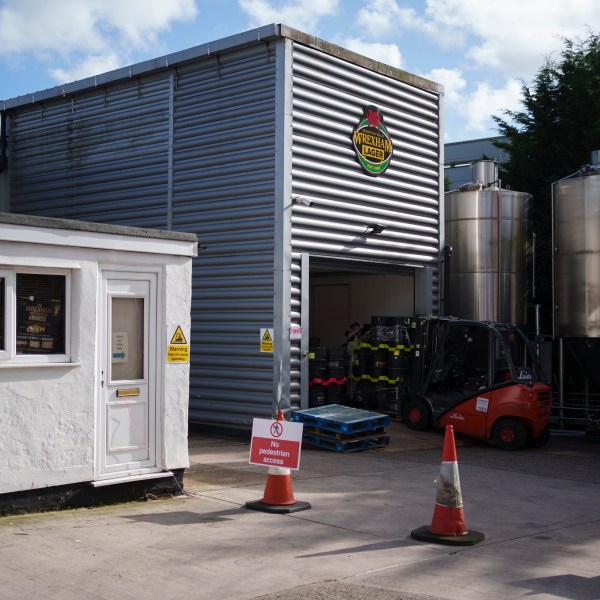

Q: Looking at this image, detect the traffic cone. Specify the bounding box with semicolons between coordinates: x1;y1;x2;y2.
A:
245;409;311;514
411;425;484;546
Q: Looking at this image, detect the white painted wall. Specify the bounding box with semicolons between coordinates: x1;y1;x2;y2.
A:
161;261;194;470
0;217;196;494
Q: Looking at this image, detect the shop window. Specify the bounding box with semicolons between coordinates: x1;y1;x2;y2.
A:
0;269;70;363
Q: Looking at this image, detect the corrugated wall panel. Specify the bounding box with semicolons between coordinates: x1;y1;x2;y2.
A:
290;43;441;265
171;43;279;427
6;29;441;428
287;43;442;409
9;75;172;229
8;38;281;429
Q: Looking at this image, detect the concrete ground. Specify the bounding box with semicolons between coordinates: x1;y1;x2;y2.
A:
1;421;599;600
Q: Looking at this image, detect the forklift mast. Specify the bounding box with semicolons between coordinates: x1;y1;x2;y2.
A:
408;316;548;400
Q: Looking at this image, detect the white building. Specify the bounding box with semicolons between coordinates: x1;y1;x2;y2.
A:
0;213;197;513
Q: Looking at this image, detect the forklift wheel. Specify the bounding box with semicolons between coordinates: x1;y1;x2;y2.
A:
403;401;432;431
493;419;527;450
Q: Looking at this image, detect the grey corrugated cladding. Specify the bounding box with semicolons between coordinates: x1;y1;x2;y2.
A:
2;24;443;428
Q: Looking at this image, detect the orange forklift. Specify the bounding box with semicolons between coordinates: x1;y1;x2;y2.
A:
402;317;552;450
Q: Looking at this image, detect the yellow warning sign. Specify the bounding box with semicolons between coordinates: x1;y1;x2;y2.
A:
260;328;274;353
168;345;190;363
167;324;190;363
170;325;187;345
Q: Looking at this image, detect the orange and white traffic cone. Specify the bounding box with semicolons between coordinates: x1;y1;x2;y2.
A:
411;425;484;546
245;409;311;514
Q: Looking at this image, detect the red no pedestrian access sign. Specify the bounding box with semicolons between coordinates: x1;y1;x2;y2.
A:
249;418;304;470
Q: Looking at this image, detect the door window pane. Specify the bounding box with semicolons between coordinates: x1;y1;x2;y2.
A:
111;297;144;381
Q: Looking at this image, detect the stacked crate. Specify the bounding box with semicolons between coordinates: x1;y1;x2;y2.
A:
292;404;390;452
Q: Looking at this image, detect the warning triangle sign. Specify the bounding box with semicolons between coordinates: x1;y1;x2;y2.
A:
261;329;273;342
170;325;187;345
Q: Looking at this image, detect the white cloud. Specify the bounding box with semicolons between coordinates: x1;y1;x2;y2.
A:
357;0;600;79
460;78;523;134
354;0;599;139
0;0;198;81
356;0;420;36
356;0;466;48
49;54;123;86
342;38;404;69
423;0;600;79
238;0;404;71
239;0;339;31
424;68;523;139
425;68;466;104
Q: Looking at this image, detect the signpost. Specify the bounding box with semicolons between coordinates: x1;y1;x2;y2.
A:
249;417;303;470
246;413;311;513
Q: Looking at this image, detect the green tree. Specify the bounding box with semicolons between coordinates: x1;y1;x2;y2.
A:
493;31;600;334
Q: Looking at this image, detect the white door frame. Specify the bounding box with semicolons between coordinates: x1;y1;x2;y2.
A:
95;267;162;481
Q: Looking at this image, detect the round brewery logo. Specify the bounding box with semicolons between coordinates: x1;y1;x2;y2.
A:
352;105;393;176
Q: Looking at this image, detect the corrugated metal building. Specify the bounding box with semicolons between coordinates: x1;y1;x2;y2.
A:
0;24;444;429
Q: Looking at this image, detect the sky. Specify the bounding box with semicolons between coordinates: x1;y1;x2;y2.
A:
0;0;599;142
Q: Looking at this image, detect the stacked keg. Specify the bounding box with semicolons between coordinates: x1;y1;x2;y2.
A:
308;345;349;407
351;316;413;412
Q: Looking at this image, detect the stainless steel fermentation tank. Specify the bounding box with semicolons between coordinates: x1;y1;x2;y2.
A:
553;151;600;413
553;150;600;337
444;160;532;325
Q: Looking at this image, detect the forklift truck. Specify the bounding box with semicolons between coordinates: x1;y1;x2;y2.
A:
402;317;552;450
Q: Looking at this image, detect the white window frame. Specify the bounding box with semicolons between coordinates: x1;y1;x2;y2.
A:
0;267;71;364
0;271;15;360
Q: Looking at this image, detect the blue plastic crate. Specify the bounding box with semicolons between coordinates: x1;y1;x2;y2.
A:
292;404;390;435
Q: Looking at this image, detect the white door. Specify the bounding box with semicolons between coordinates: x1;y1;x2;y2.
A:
97;271;158;478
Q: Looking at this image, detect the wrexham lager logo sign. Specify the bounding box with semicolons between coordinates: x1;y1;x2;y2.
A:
352;106;393;176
